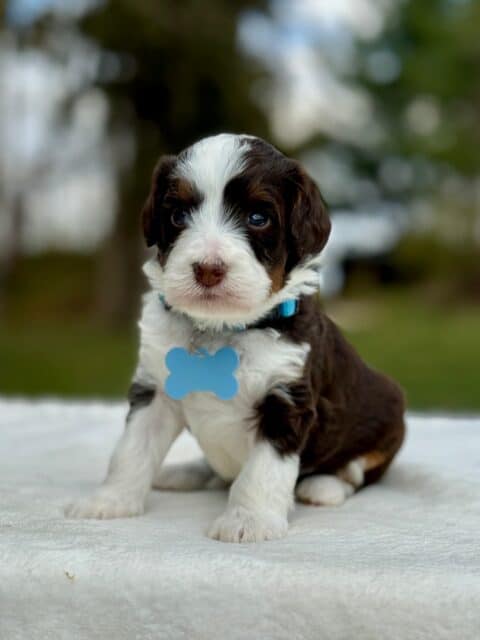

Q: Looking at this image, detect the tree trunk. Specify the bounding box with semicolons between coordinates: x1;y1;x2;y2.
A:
0;192;24;318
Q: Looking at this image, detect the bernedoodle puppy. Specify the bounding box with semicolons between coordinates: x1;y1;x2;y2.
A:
66;134;405;542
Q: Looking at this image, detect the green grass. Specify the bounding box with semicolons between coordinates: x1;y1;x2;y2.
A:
335;292;480;411
1;289;479;410
0;322;137;399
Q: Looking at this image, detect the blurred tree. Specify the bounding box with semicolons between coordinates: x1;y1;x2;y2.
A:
354;0;480;290
361;0;480;174
77;0;270;325
299;0;480;215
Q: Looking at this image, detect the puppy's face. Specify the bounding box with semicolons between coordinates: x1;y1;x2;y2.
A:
142;134;330;325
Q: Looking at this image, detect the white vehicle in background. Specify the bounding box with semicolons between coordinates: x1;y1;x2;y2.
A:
320;204;409;296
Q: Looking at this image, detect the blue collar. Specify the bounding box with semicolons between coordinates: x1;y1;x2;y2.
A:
275;298;298;319
158;295;298;329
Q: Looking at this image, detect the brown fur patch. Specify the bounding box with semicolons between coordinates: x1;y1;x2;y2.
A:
255;296;406;486
361;450;387;472
269;264;286;293
141;155;203;256
170;176;201;206
223;138;331;294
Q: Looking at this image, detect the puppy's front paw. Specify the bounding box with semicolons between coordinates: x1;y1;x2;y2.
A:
64;490;144;520
207;506;288;543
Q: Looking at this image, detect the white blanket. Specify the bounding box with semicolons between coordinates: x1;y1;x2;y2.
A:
0;399;479;640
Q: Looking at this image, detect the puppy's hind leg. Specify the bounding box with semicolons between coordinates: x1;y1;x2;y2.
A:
295;474;355;507
295;454;382;507
153;459;228;491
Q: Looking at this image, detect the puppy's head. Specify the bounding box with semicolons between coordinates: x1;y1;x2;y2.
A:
142;134;330;326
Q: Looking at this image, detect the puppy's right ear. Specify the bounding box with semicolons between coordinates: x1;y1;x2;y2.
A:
141;155;176;247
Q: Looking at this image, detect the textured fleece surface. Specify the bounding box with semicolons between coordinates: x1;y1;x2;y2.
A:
0;399;479;640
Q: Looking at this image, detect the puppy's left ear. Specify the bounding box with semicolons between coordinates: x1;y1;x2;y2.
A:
286;163;331;269
142;155;176;247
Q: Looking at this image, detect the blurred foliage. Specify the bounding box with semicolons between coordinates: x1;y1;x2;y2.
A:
305;0;480;213
3;253;98;321
390;233;480;300
81;0;269;149
370;0;480;173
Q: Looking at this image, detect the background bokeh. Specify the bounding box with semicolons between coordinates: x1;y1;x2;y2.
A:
1;0;479;409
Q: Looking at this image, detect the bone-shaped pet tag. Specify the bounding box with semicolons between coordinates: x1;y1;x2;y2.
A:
164;346;239;400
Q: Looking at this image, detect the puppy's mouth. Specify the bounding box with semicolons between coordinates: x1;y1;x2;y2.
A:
181;287;250;309
193;287;224;301
167;282;255;318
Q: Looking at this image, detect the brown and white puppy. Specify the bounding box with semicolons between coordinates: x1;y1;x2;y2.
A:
65;134;405;542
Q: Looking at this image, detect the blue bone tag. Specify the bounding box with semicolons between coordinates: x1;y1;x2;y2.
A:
164;346;239;400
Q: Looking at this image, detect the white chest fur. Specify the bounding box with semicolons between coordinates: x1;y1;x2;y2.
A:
137;293;309;480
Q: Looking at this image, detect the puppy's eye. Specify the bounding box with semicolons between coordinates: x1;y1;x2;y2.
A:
247;212;271;228
171;211;190;228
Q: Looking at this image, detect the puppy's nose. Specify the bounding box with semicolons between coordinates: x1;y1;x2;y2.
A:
192;261;227;287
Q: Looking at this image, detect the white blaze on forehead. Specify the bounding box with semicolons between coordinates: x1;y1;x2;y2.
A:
175;133;250;202
174;133;252;244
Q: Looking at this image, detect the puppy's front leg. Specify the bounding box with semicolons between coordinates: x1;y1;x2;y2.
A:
65;387;182;519
208;441;299;543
